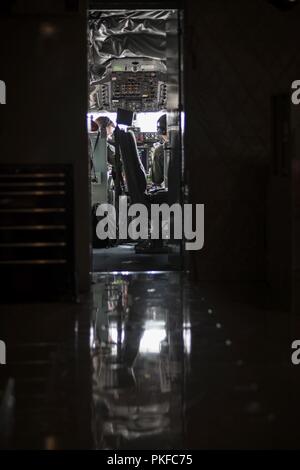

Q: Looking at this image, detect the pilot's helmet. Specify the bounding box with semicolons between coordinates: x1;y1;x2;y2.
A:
157;114;167;136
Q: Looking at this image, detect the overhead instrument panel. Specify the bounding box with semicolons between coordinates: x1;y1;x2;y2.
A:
96;58;167;112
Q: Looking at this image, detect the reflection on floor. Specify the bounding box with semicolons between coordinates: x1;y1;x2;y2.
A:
1;272;300;449
91;273;184;449
0;300;91;449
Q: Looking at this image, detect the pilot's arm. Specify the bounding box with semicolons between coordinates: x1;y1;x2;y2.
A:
107;142;115;166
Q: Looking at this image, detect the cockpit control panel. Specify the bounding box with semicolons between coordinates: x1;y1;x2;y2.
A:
96;58;167;112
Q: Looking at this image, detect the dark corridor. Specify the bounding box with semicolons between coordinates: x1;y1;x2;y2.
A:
1;0;300;454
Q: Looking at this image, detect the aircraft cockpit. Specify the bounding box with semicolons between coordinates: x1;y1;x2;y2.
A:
88;9;183;272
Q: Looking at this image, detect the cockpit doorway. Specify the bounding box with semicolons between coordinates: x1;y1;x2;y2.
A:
87;5;184;272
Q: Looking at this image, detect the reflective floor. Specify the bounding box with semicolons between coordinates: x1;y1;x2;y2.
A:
91;273;185;449
1;272;300;449
93;245;170;272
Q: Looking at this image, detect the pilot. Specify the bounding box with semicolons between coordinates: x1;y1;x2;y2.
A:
94;115;116;166
94;115;125;194
151;114;168;186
